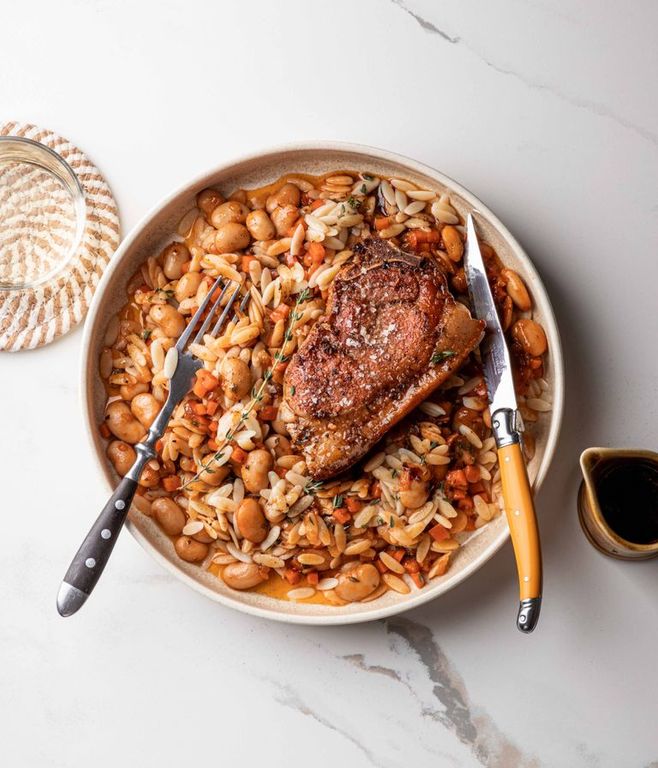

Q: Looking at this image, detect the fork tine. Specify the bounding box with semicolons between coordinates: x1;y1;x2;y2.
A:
238;291;251;313
228;290;251;325
175;275;224;351
226;290;251;329
210;284;242;336
190;281;231;345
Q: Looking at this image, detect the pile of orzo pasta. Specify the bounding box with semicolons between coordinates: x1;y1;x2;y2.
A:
99;170;551;605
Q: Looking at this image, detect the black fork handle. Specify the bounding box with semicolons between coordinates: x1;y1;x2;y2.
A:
56;476;138;616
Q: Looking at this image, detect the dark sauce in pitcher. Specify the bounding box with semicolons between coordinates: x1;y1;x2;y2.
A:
595;458;658;544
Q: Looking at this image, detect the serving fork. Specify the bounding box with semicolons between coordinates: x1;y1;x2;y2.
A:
57;277;249;617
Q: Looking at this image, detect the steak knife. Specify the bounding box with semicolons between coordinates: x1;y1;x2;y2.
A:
464;213;542;633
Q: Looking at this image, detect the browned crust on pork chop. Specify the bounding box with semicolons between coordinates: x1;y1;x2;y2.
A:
283;239;484;479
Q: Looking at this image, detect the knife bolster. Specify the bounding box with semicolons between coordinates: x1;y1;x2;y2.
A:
492;408;520;448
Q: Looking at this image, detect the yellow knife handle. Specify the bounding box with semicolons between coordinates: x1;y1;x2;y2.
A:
498;441;542;633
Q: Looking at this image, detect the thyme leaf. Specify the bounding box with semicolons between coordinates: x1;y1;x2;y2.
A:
430;350;456;365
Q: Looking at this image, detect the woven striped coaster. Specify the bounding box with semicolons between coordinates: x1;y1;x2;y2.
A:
0;122;120;351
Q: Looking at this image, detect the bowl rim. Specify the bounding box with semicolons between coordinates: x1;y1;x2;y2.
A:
80;140;565;625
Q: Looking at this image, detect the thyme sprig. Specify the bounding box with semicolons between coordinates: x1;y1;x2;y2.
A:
181;288;312;489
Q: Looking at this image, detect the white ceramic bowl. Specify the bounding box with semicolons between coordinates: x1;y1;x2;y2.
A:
81;142;564;624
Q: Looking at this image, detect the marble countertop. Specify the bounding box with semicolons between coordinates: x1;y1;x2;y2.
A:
3;1;658;765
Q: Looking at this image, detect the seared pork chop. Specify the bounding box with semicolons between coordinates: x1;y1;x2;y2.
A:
283;239;485;480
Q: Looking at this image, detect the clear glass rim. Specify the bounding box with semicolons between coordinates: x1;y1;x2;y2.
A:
0;135;86;292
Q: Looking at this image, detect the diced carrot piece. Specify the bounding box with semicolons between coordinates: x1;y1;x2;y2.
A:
429;523;451;542
242;255;257;272
345;497;363;514
464;465;481;483
458;497;474;512
306;571;319;586
190;402;207;416
446;469;468;490
404;559;420;573
465;519;476;531
406;229;441;250
99;422;111;439
391;549;405;562
370;481;382;499
374;216;391;231
333;507;351;524
231;446;248;464
155;439;164;453
469;481;486;495
193;369;219;398
310;198;325;210
162;475;181;492
270;303;291;323
275;466;287;478
410;572;425;589
208;420;218;434
205;400;219;416
376;560;388;574
259;405;279;421
303;248;326;267
284;567;302;585
451;489;467;500
208;439;219;451
405;231;419;250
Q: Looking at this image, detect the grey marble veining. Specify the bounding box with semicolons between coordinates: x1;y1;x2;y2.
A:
391;0;658;147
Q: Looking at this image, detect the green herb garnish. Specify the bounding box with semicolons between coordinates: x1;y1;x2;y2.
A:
155;288;175;299
142;329;152;341
332;494;344;508
306;480;324;496
360;183;367;194
430;350;456;365
363;173;374;180
347;195;361;210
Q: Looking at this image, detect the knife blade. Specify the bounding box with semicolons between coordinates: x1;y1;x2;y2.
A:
464;213;542;633
464;214;518;418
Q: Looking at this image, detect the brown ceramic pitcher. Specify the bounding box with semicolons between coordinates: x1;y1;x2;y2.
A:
578;448;658;560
